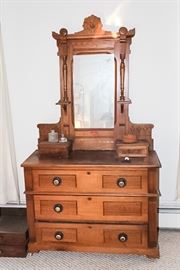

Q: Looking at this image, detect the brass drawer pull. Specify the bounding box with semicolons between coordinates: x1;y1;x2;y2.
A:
54;231;64;240
117;178;127;188
52;177;62;186
118;233;128;242
54;203;63;213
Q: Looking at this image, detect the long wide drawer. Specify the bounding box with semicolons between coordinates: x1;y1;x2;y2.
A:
35;222;148;249
34;195;148;222
32;169;148;193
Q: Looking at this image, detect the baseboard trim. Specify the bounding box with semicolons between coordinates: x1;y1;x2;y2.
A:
159;208;180;229
159;208;180;214
0;203;26;208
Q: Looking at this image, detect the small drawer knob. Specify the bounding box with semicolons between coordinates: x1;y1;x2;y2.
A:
54;231;64;240
54;203;63;213
117;178;127;188
118;233;128;242
0;249;3;255
52;177;62;186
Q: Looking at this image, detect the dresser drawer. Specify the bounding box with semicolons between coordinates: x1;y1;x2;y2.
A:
32;169;147;193
33;170;77;192
102;170;147;193
35;222;148;249
34;195;148;222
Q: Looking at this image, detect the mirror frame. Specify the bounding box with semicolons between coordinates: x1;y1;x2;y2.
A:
52;15;135;150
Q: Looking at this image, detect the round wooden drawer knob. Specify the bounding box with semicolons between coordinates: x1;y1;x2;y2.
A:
52;177;62;186
117;178;127;188
118;233;128;242
54;203;63;213
54;231;64;240
0;249;3;255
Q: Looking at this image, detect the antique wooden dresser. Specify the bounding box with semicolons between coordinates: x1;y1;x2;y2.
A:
22;15;161;258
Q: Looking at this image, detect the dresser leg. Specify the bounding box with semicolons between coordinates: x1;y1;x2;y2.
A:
146;247;160;259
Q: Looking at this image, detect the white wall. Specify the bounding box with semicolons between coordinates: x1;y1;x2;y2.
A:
1;1;179;209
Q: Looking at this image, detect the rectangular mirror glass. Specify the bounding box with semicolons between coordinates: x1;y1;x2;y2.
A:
73;54;115;128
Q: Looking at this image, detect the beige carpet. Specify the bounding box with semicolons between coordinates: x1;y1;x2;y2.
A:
0;230;180;270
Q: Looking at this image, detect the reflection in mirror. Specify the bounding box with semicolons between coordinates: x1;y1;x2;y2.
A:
73;54;114;129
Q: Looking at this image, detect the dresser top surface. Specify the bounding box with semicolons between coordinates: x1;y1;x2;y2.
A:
22;150;161;169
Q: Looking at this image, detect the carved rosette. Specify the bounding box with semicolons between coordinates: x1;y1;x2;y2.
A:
83;15;103;33
119;27;135;42
75;15;111;35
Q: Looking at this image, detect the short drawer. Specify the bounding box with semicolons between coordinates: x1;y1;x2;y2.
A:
33;170;77;192
35;222;148;249
32;169;147;194
34;195;148;222
102;170;147;193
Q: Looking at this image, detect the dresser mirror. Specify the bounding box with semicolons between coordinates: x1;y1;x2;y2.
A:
73;54;115;129
37;14;154;157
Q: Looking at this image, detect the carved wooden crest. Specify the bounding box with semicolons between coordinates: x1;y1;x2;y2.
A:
83;15;102;32
75;15;111;35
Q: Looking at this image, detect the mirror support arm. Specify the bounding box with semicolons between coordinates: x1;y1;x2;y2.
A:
60;55;71;112
120;53;125;101
57;28;71;113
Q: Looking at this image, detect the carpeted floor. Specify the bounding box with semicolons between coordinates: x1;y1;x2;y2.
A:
0;230;180;270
